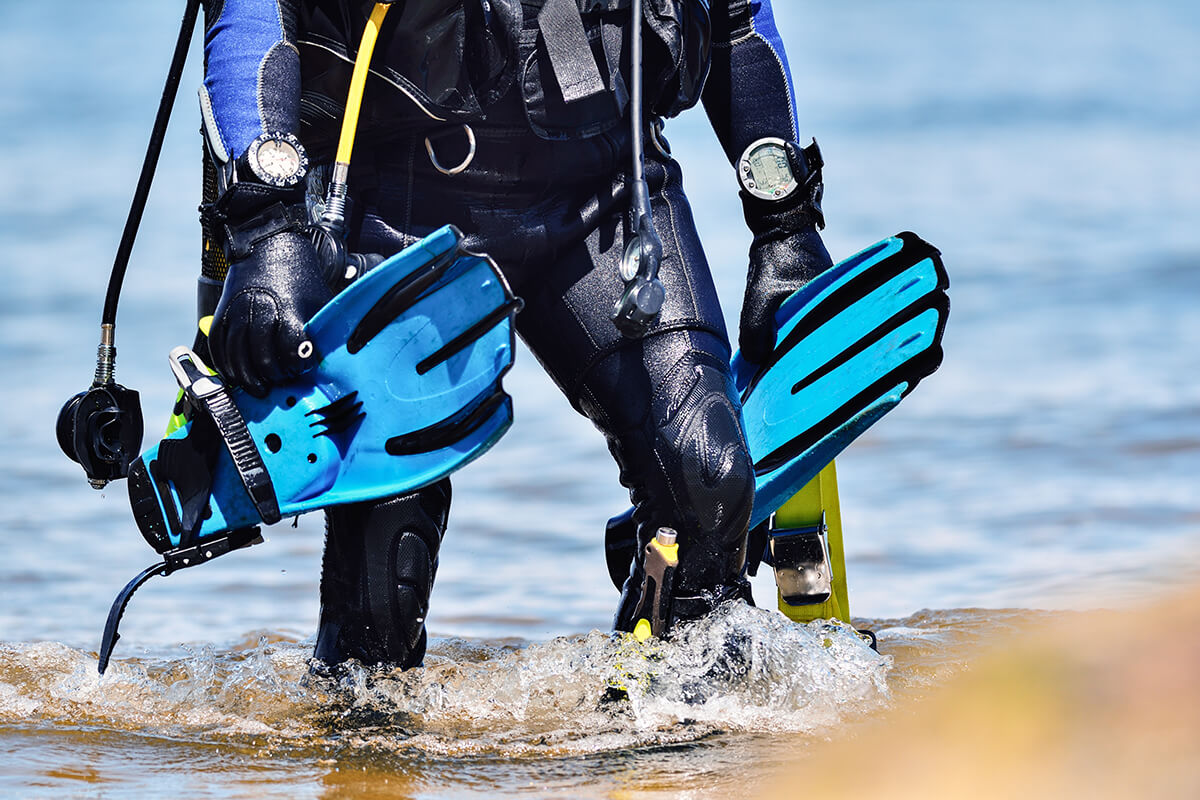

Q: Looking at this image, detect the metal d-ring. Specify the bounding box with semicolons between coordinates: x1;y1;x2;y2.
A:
424;124;476;176
649;117;671;159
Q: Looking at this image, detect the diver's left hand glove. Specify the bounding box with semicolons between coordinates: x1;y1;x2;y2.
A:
739;140;833;366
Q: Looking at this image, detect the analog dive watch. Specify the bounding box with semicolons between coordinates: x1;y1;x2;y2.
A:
244;132;309;188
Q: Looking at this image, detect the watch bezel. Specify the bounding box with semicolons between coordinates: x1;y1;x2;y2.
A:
737;136;799;202
246;132;309;188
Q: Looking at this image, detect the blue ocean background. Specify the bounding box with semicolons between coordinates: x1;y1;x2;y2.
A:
0;1;1197;796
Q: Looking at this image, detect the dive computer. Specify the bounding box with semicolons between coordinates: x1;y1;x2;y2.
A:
737;136;799;202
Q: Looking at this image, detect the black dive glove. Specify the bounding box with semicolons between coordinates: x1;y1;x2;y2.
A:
739;140;833;366
209;203;333;397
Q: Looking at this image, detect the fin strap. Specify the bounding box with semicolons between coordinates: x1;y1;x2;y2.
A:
169;347;282;525
97;527;265;674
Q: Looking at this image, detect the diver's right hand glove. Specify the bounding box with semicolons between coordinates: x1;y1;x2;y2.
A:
209;203;332;397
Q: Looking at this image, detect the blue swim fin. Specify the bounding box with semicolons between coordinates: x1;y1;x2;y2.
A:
126;225;520;554
604;232;948;589
739;230;949;527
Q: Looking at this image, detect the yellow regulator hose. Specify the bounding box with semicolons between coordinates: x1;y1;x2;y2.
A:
323;2;391;232
335;2;391;167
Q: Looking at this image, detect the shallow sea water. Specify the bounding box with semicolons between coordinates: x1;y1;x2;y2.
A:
1;0;1198;797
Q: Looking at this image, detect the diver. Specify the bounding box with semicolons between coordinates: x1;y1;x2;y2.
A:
197;0;833;669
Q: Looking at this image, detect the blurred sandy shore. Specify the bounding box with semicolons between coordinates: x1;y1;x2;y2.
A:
768;590;1200;799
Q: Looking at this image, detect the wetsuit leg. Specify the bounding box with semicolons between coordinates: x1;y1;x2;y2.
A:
313;479;450;668
515;155;756;628
309;173;461;671
594;329;756;627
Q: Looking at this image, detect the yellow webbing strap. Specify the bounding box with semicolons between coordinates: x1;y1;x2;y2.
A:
774;460;851;624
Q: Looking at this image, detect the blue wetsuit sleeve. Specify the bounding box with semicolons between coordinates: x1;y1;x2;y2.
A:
200;0;302;163
701;0;800;165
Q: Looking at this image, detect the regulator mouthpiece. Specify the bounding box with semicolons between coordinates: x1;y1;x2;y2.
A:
56;325;144;488
57;383;144;489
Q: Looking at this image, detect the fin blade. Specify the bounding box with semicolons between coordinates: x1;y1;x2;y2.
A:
750;386;901;529
303;225;462;350
740;232;949;526
128;227;518;547
738;233;947;399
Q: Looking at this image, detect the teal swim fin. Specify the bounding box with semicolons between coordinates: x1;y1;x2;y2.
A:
737;230;948;526
127;225;520;555
605;231;948;589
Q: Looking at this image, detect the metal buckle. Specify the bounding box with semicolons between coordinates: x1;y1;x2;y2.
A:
768;511;834;606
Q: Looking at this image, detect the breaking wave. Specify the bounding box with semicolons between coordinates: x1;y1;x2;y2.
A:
0;603;890;758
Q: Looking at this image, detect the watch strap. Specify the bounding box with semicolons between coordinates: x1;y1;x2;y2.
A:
792;139;826;230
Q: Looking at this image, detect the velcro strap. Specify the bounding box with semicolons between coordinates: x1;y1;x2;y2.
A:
539;0;608;103
579;0;631;10
800;139;824;174
170;347;282;525
223;202;307;262
798;139;826;229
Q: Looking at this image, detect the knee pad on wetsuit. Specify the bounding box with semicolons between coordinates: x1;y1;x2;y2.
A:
314;479;450;669
602;340;756;629
651;349;755;595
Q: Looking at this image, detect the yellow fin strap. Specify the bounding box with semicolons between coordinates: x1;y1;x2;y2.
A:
774;461;851;624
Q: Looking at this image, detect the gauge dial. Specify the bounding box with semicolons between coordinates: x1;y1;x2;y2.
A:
738;137;798;202
247;132;308;187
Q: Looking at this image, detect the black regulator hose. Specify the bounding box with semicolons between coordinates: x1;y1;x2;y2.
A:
610;0;666;339
57;0;201;488
101;0;202;337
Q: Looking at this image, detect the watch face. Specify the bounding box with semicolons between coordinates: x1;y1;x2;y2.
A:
739;138;798;201
249;133;308;187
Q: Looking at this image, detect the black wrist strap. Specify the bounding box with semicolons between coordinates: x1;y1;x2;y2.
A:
794;139;826;229
169;347;282;525
222;202;308;262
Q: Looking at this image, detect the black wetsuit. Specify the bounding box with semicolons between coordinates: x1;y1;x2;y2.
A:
199;0;826;667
